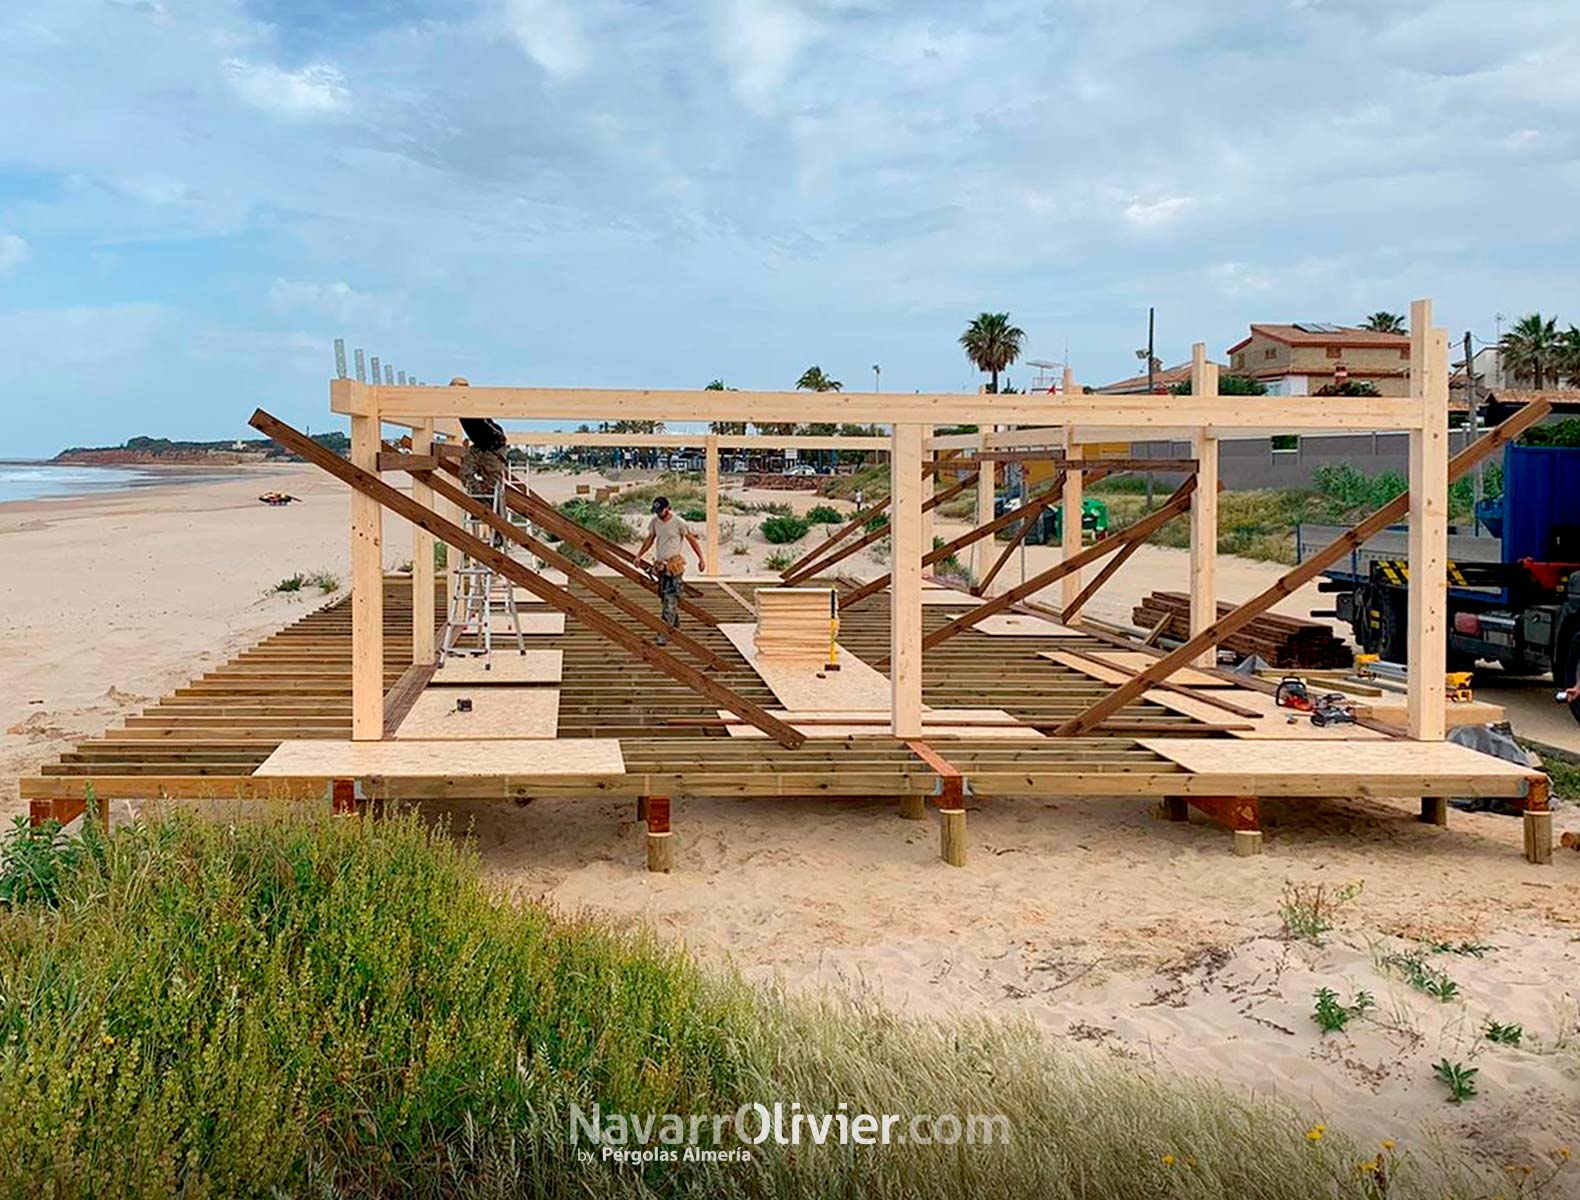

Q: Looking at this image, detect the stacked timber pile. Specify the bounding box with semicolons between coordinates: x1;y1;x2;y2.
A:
743;473;820;491
1133;591;1353;669
754;587;836;660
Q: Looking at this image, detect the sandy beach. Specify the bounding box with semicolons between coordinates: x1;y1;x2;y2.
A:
4;467;1579;1181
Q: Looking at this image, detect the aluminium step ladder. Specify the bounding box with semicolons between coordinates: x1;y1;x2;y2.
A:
438;478;527;668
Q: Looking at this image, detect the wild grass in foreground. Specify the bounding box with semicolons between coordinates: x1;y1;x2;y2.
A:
0;812;1541;1199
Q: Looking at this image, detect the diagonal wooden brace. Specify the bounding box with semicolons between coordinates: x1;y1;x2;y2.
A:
1053;400;1554;736
253;409;805;748
397;458;732;672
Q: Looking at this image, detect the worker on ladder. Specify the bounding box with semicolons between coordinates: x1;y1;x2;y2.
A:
636;496;706;644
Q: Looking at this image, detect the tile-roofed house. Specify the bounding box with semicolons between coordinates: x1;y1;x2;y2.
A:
1225;322;1412;396
1092;361;1203;395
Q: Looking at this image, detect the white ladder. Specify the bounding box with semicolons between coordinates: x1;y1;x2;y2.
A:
438;479;526;668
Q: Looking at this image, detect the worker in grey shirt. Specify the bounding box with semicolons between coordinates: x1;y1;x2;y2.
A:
636;497;706;642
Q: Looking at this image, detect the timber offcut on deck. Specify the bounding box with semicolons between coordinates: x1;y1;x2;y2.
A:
20;575;1539;809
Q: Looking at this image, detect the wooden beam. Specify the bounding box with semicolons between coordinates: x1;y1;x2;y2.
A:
1060;409;1083;611
972;433;996;580
492;429;892;451
1059;534;1144;623
704;433;720;574
349;401;383;740
783;496;892;578
781;470;978;586
921;425;935;576
251;409;805;748
839;476;1064;611
918;476;1199;653
428;444;716;621
409;422;436;668
1408;300;1449;739
404;461;733;673
368;382;1425;430
1052;397;1554;736
976;479;1063;596
378;451;439;472
891;423;924;737
1189;345;1219;667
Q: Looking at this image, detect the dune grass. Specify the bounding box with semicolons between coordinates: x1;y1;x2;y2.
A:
0;811;1511;1199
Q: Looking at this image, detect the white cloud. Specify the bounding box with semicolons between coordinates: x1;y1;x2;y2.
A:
225;59;348;117
714;0;820;113
501;0;587;79
1208;261;1273;297
268;279;407;329
1122;195;1195;229
0;233;30;275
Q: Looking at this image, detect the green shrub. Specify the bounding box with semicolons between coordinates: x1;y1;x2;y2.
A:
760;514;810;544
805;504;843;525
0;812;1516;1198
764;549;796;571
556;499;637;545
681;506;707;523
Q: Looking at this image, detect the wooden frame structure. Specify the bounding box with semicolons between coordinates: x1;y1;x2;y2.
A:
18;299;1554;870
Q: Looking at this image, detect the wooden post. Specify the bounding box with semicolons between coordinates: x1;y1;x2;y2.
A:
1060;369;1083;610
899;795;927;820
940;808;967;867
972;432;995;580
1189;345;1219;667
1233;830;1263;857
1408;300;1449;740
1523;776;1552;864
1419;796;1448;826
1164;797;1189;822
645;795;673;873
891;422;924;737
349;392;384;741
704;433;720;576
410;419;436;667
921;424;935;575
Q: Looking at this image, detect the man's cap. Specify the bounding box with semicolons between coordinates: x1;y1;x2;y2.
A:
651;497;670;514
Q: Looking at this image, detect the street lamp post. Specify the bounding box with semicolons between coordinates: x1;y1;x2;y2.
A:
872;364;881;392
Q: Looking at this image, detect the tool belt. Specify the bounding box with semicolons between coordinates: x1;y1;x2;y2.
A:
658;555;687;578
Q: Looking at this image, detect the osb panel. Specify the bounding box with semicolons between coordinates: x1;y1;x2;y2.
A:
1139;737;1536;782
718;707;1044;740
1139;686;1389;740
254;734;622;776
974;614;1083;637
1041;650;1226;689
429;650;563;685
720;624;891;710
394;688;560;739
1088;651;1232;688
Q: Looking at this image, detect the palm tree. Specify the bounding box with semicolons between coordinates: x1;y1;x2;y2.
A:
796;366;842;392
1500;313;1562;388
1361;311;1407;334
959;312;1025;393
1558;326;1580;388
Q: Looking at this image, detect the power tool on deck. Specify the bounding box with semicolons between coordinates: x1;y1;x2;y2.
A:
1274;675;1357;728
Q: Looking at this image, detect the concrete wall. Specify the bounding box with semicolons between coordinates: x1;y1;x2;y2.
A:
1129;429;1475;491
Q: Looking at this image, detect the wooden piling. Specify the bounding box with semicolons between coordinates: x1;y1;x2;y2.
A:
645;795;673;873
899;795;927;821
940;808;967;867
1233;830;1263;857
1419;796;1448;826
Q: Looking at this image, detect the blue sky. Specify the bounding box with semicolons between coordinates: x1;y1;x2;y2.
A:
1;0;1576;457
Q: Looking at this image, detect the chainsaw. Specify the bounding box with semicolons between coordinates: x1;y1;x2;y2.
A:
1274;676;1356;727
